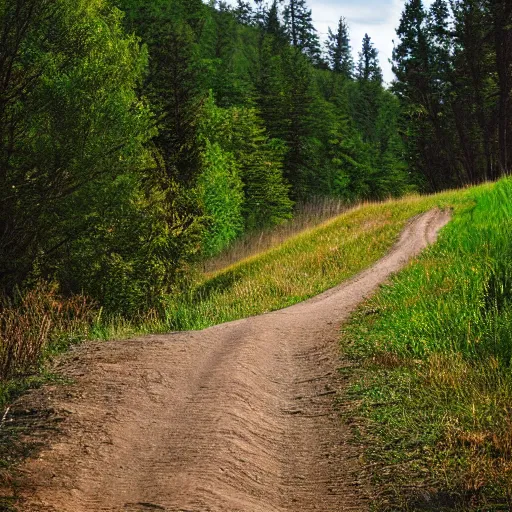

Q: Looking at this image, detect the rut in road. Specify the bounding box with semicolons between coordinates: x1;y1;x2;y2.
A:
16;209;450;512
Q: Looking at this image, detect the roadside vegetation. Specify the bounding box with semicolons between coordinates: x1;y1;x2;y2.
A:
0;189;470;399
343;178;512;510
202;197;351;274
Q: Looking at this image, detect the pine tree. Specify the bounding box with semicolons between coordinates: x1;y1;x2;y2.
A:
392;0;460;188
255;36;289;141
392;0;429;94
486;0;512;175
326;17;353;79
283;0;322;65
280;47;317;197
265;0;287;44
352;34;383;143
357;33;383;85
234;0;254;25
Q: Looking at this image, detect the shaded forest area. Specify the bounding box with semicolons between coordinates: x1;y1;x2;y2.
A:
0;0;511;318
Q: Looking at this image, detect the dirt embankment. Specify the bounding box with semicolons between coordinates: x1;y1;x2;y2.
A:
7;209;450;512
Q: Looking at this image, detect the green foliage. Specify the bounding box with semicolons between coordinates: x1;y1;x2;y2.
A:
225;108;293;229
0;0;208;315
198;92;292;252
283;0;322;65
344;180;512;508
326;17;353;78
357;33;383;85
198;140;244;257
197;96;245;256
393;0;512;188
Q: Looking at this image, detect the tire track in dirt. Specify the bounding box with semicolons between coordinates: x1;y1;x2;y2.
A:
12;209;450;512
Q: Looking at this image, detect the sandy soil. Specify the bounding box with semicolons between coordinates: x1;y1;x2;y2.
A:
7;209;450;512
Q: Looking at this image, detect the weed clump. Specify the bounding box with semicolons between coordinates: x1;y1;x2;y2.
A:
0;284;93;380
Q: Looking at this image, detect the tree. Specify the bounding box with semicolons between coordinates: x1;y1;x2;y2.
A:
393;0;461;189
487;0;512;175
225;107;293;229
326;17;353;79
0;0;204;315
234;0;254;25
357;33;383;84
280;47;317;197
265;0;287;44
197;96;245;256
198;93;292;243
116;0;207;185
352;34;384;143
283;0;322;65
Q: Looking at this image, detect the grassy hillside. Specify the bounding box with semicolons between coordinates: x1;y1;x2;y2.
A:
165;190;475;331
343;178;512;510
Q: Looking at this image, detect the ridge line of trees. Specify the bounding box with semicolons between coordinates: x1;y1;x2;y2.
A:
2;0;509;316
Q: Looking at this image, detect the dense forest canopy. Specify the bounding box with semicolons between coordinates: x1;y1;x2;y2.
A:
0;0;510;315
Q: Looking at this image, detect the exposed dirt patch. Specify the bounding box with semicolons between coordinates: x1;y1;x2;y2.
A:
1;209;450;512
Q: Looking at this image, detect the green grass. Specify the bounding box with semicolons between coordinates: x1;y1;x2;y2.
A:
343;178;512;510
165;190;473;331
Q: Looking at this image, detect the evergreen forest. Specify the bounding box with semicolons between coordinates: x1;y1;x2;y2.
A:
1;0;511;317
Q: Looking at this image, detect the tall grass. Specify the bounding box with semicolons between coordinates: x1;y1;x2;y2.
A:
202;196;353;273
0;283;93;381
343;179;512;509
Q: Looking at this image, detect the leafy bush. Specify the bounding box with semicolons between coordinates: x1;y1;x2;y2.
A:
198;93;293;246
198;140;244;257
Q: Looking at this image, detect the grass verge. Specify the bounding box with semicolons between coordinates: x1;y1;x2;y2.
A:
342;178;511;510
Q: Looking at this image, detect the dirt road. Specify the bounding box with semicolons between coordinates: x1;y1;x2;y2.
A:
13;209;450;512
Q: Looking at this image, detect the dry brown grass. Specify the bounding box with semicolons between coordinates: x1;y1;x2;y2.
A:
0;283;94;380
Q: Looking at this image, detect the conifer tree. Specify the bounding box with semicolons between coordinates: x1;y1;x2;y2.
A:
352;34;383;143
265;0;287;44
234;0;254;25
486;0;512;175
280;47;317;197
357;33;383;85
283;0;322;65
392;0;455;188
116;0;207;185
326;17;353;79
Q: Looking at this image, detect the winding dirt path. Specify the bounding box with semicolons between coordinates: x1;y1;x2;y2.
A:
13;209;450;512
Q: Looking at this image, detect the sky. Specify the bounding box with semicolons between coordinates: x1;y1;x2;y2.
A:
224;0;435;84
